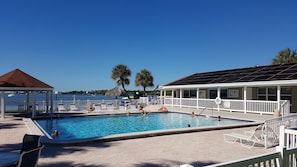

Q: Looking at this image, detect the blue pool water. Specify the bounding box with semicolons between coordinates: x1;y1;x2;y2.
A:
35;112;251;141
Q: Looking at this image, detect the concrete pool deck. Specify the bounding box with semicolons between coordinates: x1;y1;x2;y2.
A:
0;105;277;167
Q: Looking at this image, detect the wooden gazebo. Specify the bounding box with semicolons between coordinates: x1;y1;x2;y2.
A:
0;69;54;118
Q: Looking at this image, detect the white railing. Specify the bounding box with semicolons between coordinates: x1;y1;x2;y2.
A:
199;98;217;108
224;99;244;111
205;152;280;167
285;128;297;149
278;126;297;150
6;99;138;112
261;114;297;148
246;100;278;114
180;98;197;108
283;148;297;167
264;114;297;142
282;100;291;116
163;97;290;115
204;126;297;167
138;97;148;104
138;96;161;105
38;99;122;112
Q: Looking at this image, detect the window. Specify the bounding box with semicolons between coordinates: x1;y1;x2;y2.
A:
183;90;190;98
209;89;227;99
258;88;266;94
183;89;197;98
257;87;292;101
221;89;227;99
281;87;291;94
258;87;275;101
228;89;239;98
268;88;276;94
209;90;217;99
190;90;197;98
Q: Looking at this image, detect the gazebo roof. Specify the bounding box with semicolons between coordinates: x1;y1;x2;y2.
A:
0;69;53;89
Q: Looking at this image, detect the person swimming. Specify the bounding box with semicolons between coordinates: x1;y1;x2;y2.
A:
139;106;147;116
158;106;168;112
52;129;60;137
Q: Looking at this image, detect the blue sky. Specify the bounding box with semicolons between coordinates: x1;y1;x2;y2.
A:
0;0;296;92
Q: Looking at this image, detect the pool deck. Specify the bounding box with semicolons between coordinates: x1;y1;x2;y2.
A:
0;105;278;167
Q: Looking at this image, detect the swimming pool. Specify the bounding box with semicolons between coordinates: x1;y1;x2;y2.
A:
35;112;253;143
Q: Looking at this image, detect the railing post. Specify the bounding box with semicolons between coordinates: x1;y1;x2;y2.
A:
244;86;247;114
276;125;286;167
275;146;285;167
196;88;199;109
279;125;286;148
0;91;5;119
171;90;174;107
179;89;182;108
32;91;36;118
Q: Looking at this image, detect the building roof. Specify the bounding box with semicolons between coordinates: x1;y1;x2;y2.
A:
164;63;297;86
0;69;53;89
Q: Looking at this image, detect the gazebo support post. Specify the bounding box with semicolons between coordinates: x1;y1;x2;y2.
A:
32;91;36;118
26;91;30;112
45;91;49;114
1;91;4;119
50;91;54;116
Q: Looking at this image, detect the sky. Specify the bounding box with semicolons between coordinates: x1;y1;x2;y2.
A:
0;0;296;92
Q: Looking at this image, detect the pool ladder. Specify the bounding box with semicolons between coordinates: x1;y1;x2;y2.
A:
197;107;207;116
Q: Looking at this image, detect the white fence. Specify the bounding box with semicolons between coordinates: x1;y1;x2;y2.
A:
205;152;281;167
9;99;137;113
205;126;297;167
4;96;162;113
163;97;290;115
138;96;160;105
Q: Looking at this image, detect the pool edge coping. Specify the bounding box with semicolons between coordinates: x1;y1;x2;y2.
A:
30;113;263;146
41;122;261;146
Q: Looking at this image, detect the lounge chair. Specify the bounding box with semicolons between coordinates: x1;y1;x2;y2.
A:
224;124;268;148
69;103;79;111
113;103;119;110
58;103;67;111
94;104;101;112
100;103;108;110
17;145;44;167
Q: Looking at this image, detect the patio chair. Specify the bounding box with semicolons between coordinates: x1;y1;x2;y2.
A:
100;103;108;110
17;145;44;167
58;103;67;111
113;103;119;110
224;124;267;148
20;134;41;154
69;103;79;111
94;103;101;112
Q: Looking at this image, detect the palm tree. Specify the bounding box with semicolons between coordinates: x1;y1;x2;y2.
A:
111;64;131;93
135;69;154;96
272;48;297;64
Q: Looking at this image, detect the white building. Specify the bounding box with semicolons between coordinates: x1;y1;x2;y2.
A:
160;63;297;115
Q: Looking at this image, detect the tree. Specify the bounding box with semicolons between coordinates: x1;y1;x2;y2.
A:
135;69;154;96
111;64;131;93
272;48;297;64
